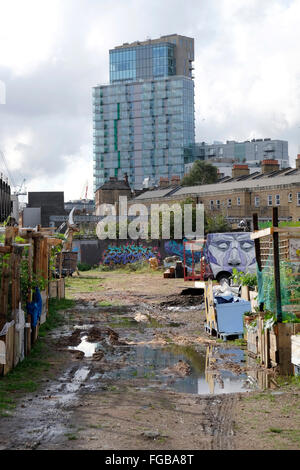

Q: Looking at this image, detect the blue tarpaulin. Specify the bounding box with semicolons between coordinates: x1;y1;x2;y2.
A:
27;288;43;328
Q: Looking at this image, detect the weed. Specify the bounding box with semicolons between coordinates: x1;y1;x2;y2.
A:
98;301;113;307
276;375;300;388
269;428;283;434
227;338;247;347
107;385;118;392
64;433;78;440
65;278;105;298
0;298;74;417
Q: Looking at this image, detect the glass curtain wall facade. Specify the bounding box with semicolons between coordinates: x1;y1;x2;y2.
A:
93;36;195;191
110;43;176;82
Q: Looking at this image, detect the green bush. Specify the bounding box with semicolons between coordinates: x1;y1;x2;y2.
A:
77;262;92;271
231;268;257;288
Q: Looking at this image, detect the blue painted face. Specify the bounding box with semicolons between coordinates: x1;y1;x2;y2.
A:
206;233;256;276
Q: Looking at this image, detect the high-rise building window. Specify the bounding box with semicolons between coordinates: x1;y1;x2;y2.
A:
94;35;195;191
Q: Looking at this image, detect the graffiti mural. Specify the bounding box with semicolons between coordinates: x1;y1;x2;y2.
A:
102;242;161;265
205;232;256;277
164;240;201;266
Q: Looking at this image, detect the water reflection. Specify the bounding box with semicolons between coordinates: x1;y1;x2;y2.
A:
115;344;257;395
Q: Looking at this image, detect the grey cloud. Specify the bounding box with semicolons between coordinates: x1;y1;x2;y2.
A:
0;0;298;197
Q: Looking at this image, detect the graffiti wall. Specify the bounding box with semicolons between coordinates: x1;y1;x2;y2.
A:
74;239;169;266
102;242;161;265
205;232;256;277
164;239;201;265
74;233;257;275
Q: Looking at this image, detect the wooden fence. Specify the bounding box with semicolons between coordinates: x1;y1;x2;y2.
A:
0;226;64;376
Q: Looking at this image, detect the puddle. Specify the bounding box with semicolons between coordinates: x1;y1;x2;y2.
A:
107;345;257;396
110;317;141;329
110;315;183;330
68;336;99;357
167;306;200;312
73;324;94;330
65;367;90;393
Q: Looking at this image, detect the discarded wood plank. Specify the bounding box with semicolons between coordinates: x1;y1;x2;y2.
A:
250;227;273;240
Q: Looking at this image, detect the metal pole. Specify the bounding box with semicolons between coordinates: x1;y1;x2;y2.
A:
272;207;282;322
253;213;264;312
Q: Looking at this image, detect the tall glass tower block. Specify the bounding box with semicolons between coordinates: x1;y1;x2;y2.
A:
93;35;195;191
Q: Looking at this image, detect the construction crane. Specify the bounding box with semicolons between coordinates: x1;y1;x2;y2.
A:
13;178;27;196
0;149;27;195
80;180;89;202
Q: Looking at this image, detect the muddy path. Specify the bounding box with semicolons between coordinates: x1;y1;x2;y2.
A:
1;271;298;450
0;295;255;450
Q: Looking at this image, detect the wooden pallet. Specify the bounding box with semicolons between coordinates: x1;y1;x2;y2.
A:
217;332;243;342
204;323;217;337
205;323;243;342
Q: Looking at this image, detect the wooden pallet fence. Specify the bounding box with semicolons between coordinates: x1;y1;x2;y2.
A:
247;314;300;374
0;226;64;376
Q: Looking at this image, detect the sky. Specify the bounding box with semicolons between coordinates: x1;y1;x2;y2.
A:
0;0;300;201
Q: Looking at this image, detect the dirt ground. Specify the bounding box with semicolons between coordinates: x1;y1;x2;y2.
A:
0;269;299;451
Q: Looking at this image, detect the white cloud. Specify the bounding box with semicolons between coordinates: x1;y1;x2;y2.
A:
27;144;93;200
1;0;300;200
0;0;61;75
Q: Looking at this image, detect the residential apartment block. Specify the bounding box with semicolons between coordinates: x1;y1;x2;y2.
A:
93;34;195;192
184;138;289;177
130;157;300;224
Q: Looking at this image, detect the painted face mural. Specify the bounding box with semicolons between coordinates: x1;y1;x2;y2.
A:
205;232;256;277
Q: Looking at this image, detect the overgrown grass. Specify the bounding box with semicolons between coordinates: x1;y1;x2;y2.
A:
0;298;75;417
275;374;300;388
65;277;105;298
98;261;162;274
97;300;113;307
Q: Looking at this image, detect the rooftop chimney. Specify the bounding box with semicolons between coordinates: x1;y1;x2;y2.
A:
170;175;181;186
232;164;250;178
296;154;300;170
159;177;169;188
261;159;280;174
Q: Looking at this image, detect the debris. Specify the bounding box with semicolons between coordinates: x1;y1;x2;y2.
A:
163;256;181;268
92;351;104;361
68;350;85;360
141;430;162;439
173;360;191;376
149;257;159;270
134;313;149;323
66;329;81;346
162;360;191;377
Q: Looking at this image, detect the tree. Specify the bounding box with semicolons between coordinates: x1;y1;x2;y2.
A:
204;213;231;234
181;160;218;187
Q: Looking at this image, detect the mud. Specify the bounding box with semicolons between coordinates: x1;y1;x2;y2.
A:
1;271;299;450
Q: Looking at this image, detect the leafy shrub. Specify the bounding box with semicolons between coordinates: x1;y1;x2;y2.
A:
231;268;257;288
77;262;92;271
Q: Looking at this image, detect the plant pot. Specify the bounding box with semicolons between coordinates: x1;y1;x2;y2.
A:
244;315;255;326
